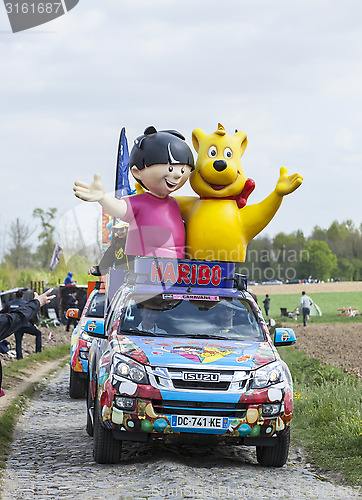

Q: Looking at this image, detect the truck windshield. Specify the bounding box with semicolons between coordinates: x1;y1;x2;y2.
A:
119;294;265;342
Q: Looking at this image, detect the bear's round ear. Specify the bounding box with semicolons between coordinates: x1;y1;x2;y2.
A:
192;128;206;152
234;130;248;156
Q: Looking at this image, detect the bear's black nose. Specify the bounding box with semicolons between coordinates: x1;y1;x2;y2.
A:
213;160;227;171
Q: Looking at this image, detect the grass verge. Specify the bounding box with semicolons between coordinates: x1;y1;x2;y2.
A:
278;345;362;486
0;344;70;478
0;386;36;471
2;343;70;381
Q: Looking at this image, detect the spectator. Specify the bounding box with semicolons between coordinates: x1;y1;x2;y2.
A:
8;290;42;360
64;272;75;286
65;291;78;332
0;289;55;397
263;294;270;317
300;291;313;327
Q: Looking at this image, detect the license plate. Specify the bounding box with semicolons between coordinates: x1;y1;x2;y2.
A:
171;415;229;429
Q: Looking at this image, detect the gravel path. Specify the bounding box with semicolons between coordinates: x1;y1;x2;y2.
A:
1;366;360;500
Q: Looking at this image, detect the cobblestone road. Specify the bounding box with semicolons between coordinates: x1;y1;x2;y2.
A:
1;366;360;500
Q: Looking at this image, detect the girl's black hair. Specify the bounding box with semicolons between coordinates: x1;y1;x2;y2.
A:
129;126;195;171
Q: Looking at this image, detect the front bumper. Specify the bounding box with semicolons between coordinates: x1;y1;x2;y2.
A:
101;397;291;443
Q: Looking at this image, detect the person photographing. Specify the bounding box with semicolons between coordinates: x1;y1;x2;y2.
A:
0;289;55;397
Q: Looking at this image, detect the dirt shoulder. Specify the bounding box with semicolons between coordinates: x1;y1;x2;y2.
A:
285;322;362;379
0;358;67;416
1;325;71;366
0;325;71;414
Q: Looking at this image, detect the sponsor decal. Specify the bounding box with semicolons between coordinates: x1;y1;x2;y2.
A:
151;261;222;286
87;320;97;332
162;294;219;301
182;372;220;382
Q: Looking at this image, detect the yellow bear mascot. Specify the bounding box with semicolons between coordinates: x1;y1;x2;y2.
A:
176;123;303;262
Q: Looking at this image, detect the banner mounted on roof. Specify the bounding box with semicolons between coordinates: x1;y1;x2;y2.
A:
115;127;131;200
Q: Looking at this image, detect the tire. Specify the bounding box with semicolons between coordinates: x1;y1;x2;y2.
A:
93;398;122;464
86;380;94;437
256;427;290;467
69;368;87;399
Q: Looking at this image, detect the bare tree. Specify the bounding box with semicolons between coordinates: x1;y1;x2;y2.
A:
4;218;33;268
33;208;57;269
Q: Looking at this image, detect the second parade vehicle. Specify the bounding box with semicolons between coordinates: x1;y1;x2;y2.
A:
68;282;105;399
84;258;296;465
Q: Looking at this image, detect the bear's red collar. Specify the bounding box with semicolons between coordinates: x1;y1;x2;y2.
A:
200;178;255;208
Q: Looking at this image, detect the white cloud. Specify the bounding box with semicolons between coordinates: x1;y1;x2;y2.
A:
1;0;362;245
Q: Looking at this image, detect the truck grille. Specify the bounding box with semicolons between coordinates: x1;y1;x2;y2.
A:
148;366;250;393
172;380;230;390
152;399;248;418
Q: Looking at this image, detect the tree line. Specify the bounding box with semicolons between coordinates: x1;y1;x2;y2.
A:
238;220;362;282
1;213;361;289
0;208;89;290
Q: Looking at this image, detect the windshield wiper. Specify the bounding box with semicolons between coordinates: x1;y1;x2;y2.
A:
120;328;167;337
186;334;232;341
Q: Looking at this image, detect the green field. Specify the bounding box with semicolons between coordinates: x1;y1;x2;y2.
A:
278;346;362;486
256;291;362;323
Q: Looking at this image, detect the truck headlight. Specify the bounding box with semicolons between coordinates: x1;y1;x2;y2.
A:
114;396;136;411
262;403;281;416
252;361;284;389
113;353;148;384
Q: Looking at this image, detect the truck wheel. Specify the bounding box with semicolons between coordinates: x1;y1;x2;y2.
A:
93;398;122;464
69;368;87;399
86;381;94;437
256;427;290;467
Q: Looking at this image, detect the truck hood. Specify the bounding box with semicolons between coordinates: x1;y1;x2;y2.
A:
118;335;277;370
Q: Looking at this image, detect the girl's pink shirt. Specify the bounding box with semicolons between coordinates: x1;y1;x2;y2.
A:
123;193;185;258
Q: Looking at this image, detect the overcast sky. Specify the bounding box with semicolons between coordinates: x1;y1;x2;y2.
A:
1;0;362;256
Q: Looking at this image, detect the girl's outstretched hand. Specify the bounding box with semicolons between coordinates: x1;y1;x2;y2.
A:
73;173;105;202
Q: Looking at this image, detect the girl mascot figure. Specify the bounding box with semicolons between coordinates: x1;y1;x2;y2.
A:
74;126;194;258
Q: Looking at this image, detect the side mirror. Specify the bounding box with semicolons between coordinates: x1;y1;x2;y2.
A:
66;308;79;319
274;327;296;346
83;318;106;339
